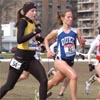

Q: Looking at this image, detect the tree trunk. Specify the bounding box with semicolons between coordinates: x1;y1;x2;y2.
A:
0;8;2;53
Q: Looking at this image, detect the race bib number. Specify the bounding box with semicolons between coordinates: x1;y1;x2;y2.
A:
10;58;22;70
64;44;75;56
64;46;75;52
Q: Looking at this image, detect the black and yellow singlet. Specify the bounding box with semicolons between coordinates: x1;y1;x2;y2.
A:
17;16;36;50
15;16;37;60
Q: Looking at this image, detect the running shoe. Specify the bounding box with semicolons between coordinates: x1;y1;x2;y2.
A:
34;90;52;100
85;81;91;94
48;68;55;77
79;54;85;60
88;74;96;83
34;90;39;100
47;91;52;98
58;93;64;98
85;74;97;94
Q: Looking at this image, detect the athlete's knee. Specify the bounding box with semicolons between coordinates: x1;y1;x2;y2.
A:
71;73;78;80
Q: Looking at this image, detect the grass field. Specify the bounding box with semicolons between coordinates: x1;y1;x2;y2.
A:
0;61;99;100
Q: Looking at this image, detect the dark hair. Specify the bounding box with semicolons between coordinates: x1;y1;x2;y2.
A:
57;9;72;25
15;8;24;27
16;8;24;22
16;2;37;24
23;2;37;14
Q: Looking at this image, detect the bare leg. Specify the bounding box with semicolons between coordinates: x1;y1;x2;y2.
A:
54;60;77;100
48;67;70;97
48;71;65;90
18;71;29;81
59;77;69;96
95;63;100;100
47;59;77;100
96;91;100;100
95;64;100;83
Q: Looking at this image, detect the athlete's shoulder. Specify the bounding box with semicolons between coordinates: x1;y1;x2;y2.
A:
58;28;63;35
18;18;28;27
71;27;77;33
50;29;58;34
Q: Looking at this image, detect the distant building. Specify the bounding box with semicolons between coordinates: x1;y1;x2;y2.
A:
1;22;17;52
77;0;100;36
36;0;77;36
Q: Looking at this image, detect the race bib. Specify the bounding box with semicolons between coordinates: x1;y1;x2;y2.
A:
10;58;22;70
64;44;75;57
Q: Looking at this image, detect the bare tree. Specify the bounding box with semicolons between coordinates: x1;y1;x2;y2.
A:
0;0;17;53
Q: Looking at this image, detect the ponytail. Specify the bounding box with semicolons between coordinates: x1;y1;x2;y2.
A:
17;8;24;22
57;12;63;25
15;8;24;27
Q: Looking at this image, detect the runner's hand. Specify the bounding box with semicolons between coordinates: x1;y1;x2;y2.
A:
33;24;41;35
